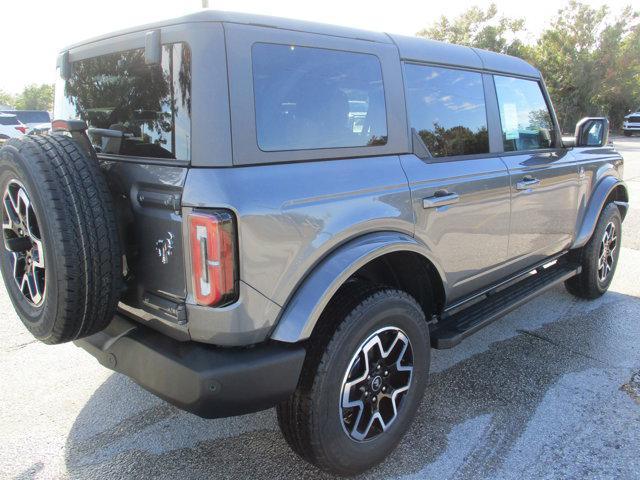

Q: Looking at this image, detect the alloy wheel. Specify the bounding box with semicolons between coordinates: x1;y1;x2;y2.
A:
1;180;45;306
598;221;617;283
340;326;413;442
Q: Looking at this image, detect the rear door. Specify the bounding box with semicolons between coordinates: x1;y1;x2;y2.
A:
492;75;580;268
401;64;511;302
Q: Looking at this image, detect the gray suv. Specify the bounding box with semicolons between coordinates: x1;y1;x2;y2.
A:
0;11;629;475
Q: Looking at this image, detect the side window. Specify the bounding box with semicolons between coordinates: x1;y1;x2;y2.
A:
54;43;192;160
493;75;556;152
403;64;489;158
252;43;387;151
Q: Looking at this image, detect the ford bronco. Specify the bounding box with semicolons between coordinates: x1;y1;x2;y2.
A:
0;11;628;475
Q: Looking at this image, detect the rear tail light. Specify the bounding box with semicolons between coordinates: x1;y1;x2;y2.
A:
15;126;26;134
188;211;238;306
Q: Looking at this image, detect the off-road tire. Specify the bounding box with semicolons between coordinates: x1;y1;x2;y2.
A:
0;134;121;344
276;284;430;475
565;202;622;299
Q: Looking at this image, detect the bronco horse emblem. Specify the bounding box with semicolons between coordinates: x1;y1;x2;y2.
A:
155;232;174;265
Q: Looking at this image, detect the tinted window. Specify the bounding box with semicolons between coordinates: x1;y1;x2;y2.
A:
23;112;49;124
0;115;18;126
252;43;387;151
494;76;555;151
404;64;489;158
3;111;51;124
54;43;191;160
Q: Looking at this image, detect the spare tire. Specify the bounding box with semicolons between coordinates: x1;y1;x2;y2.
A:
0;134;121;344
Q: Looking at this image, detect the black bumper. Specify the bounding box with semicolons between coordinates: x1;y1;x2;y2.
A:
74;315;306;418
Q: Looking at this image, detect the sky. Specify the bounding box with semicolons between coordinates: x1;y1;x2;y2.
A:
0;0;633;94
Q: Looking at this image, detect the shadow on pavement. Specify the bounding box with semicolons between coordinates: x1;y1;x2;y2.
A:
63;291;640;479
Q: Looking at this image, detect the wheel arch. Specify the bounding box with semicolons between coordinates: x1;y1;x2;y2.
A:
270;231;446;343
573;177;628;250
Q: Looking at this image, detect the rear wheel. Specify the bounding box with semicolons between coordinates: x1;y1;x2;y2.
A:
565;202;621;299
277;285;430;475
623;130;632;137
0;134;121;344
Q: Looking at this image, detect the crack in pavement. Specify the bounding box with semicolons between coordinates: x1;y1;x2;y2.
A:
515;328;610;366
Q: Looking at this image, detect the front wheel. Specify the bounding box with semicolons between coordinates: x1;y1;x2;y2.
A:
565;202;622;299
277;285;430;475
623;130;632;137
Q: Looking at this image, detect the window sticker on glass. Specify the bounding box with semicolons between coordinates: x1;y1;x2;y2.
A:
494;75;555;152
503;103;519;140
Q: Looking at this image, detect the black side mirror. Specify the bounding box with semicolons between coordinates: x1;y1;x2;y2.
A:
574;117;609;147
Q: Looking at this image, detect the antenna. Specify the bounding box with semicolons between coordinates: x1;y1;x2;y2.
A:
202;0;209;8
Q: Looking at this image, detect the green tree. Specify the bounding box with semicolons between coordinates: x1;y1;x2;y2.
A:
0;89;15;108
417;3;527;56
13;84;55;111
417;1;640;131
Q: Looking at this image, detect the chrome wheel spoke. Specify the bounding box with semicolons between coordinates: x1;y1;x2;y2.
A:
340;327;413;442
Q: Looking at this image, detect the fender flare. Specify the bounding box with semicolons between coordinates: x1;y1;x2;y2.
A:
270;231;445;343
573;176;628;249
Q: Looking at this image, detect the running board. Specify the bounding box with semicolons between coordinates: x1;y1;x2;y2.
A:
431;262;581;349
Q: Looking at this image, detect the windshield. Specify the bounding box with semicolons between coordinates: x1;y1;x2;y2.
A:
2;111;50;124
0;115;19;126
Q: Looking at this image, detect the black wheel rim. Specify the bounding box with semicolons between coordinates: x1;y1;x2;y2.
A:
339;326;413;442
2;180;45;306
598;221;617;283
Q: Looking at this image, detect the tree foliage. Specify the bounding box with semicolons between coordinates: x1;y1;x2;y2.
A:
0;89;15;108
417;4;527;57
0;84;55;111
418;1;640;131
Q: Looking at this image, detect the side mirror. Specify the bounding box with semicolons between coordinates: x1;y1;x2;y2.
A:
574;117;609;147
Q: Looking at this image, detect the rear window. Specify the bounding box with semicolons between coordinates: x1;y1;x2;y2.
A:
54;43;191;160
0;115;18;126
252;43;387;151
3;111;50;124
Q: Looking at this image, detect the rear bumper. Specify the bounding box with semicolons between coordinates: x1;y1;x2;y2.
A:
74;314;306;418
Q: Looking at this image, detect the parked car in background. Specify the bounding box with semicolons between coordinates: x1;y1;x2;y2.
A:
623;109;640;136
0;113;26;140
0;110;51;135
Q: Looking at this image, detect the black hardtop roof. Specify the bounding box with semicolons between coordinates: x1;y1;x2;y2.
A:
62;10;540;78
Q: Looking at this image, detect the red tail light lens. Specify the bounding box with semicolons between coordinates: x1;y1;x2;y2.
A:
15;126;26;134
188;211;237;306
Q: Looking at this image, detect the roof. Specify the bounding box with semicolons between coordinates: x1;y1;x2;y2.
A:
61;10;539;78
387;34;540;78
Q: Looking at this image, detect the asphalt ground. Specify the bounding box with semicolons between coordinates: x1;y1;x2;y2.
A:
1;137;639;479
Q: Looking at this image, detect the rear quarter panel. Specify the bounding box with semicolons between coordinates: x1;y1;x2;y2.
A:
182;156;414;306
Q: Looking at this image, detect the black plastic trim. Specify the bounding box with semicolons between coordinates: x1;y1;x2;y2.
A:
75;314;306;418
432;261;581;349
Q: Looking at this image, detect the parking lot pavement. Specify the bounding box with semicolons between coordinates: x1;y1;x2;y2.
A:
1;137;639;480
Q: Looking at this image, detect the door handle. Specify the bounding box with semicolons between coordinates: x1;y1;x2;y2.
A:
516;176;541;190
423;191;459;209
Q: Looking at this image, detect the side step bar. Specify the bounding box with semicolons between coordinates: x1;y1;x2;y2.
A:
431;262;581;349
